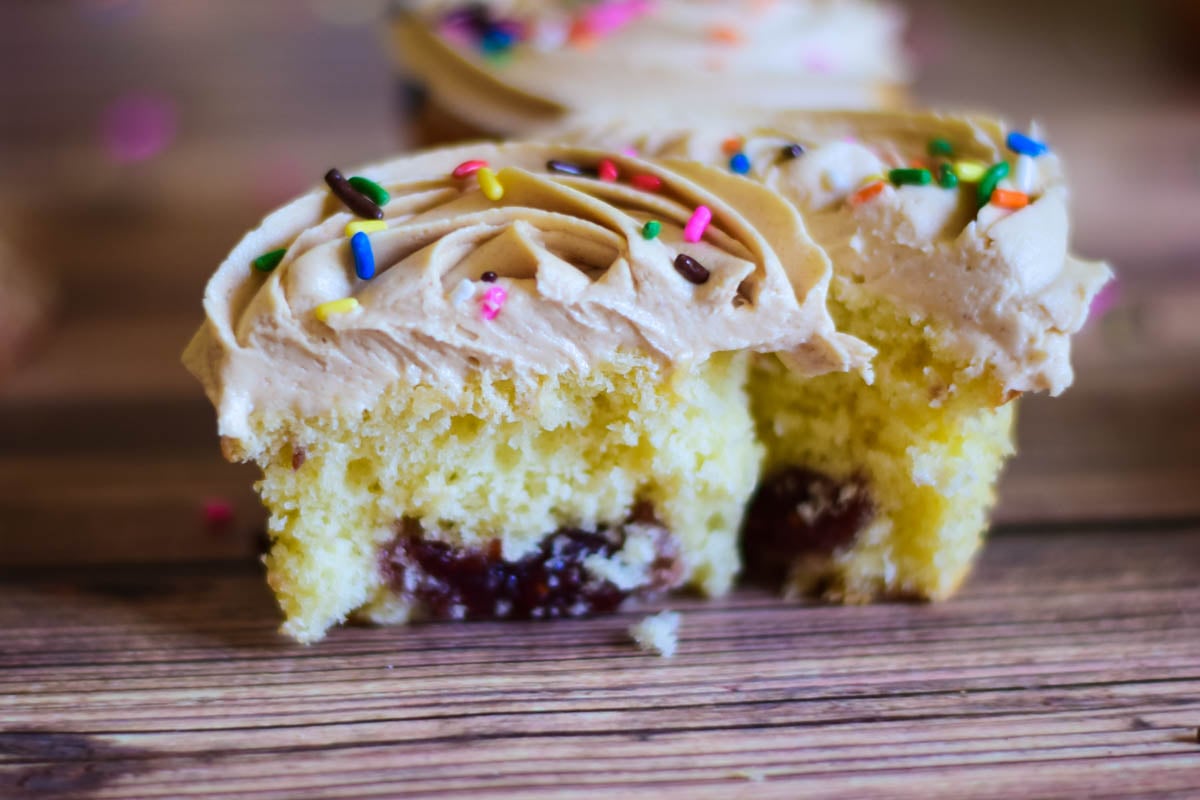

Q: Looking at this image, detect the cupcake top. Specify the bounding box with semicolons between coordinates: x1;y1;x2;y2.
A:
184;142;871;447
552;110;1112;398
393;0;908;136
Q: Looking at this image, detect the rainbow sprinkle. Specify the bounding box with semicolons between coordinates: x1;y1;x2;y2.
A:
729;153;751;175
1006;131;1049;157
315;297;360;323
345;220;387;237
683;206;712;243
631;173;662;192
350;231;375;280
480;285;507;321
641;220;661;240
453;159;488;179
598;159;619;182
252;248;287;273
477;167;504;200
849;180;887;206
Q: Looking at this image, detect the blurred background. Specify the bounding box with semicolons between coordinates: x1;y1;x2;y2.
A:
1;0;1198;565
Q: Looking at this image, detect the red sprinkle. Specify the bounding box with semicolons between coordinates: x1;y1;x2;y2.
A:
991;189;1030;209
631;173;662;192
452;159;488;179
598;159;619;182
202;498;234;534
721;137;743;155
849;181;887;206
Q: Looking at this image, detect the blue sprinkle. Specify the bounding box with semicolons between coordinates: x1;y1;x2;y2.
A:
1006;131;1049;157
729;153;751;175
480;27;515;55
351;231;375;280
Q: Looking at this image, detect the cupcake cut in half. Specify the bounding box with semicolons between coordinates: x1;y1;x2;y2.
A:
554;110;1113;602
391;0;909;144
183;143;870;642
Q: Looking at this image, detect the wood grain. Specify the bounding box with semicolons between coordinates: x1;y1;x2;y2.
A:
2;530;1199;799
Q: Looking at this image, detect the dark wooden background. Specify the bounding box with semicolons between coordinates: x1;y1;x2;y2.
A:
1;2;1198;797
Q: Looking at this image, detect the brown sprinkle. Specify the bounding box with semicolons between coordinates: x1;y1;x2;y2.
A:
673;253;710;285
324;168;384;220
481;271;498;282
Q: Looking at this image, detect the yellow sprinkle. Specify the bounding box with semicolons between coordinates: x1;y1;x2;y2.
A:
314;297;360;323
954;160;987;183
860;173;885;187
345;220;387;236
477;167;504;201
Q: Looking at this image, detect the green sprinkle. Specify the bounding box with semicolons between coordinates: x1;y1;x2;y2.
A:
928;137;954;158
641;220;661;240
252;248;287;273
937;163;958;189
977;161;1011;208
888;168;932;187
348;176;390;207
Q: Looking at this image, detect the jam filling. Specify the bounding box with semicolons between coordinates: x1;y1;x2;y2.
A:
741;467;874;584
383;504;681;621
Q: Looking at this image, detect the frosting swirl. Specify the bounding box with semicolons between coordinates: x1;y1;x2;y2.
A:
551;111;1113;397
184;143;871;447
392;0;908;136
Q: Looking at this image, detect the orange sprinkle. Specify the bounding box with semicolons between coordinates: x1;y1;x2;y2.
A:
908;157;932;171
849;181;887;206
721;137;743;155
708;25;744;45
991;189;1030;209
568;20;597;49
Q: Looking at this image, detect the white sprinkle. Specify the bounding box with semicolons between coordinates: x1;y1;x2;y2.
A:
450;278;475;307
1014;154;1036;194
629;611;680;658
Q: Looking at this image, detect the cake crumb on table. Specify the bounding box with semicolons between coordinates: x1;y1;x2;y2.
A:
629;611;680;657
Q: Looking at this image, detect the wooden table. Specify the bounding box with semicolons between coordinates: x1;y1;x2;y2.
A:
2;2;1198;797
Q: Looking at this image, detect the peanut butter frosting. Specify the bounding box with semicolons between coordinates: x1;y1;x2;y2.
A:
183;143;871;446
551;110;1113;397
392;0;908;136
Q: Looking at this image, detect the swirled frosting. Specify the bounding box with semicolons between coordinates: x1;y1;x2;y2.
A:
551;110;1113;397
392;0;908;136
184;143;871;447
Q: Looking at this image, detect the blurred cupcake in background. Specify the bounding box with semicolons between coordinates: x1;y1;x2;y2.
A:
391;0;910;146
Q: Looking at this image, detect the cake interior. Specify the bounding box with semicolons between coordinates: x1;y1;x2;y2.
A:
745;280;1015;601
251;352;760;643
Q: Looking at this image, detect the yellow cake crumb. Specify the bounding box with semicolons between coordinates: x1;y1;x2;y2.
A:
629;611;681;658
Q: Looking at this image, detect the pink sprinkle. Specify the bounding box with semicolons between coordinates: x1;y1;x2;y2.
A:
631;174;662;192
202;498;234;534
683;205;712;243
452;159;488;179
620;146;639;157
101;92;177;163
598;158;619;182
481;285;507;321
581;0;652;36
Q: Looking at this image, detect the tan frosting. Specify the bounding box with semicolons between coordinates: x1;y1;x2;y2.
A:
393;0;908;136
184;142;871;447
551;110;1113;396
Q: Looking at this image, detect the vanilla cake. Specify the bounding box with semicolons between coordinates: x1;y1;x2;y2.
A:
183;143;869;642
391;0;909;144
556;110;1112;601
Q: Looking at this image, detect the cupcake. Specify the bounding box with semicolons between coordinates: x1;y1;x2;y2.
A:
556;110;1113;601
183;143;869;642
391;0;909;146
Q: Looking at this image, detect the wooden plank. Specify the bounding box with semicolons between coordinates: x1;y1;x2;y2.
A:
1;530;1198;799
